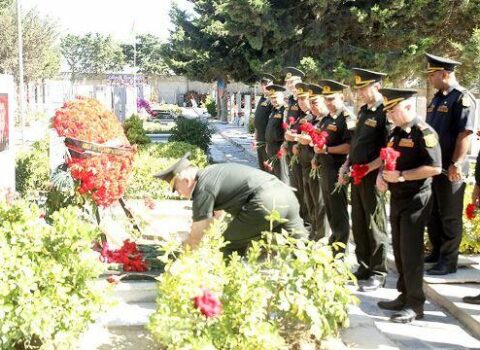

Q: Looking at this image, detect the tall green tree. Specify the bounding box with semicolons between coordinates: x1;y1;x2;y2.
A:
165;0;480;89
121;34;169;75
0;7;60;83
60;33;125;83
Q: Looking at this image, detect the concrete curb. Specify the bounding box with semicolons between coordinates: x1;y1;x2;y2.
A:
386;254;480;340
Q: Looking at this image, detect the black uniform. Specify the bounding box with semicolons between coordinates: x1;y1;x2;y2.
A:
286;95;307;217
426;85;475;269
315;108;353;249
254;95;273;170
387;119;442;312
349;100;389;278
265;105;289;183
298;114;327;240
191;163;306;255
476;149;480;185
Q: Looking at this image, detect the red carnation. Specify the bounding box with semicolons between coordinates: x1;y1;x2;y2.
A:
380;147;401;171
276;147;286;159
288;117;295;124
351;164;369;185
466;203;478;220
313;130;328;148
194;289;222;318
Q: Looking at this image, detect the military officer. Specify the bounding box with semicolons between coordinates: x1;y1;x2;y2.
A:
253;73;274;171
462;145;480;304
376;88;442;323
300;83;329;240
340;68;390;291
282;67;308;219
424;53;476;275
264;84;289;182
154;153;307;255
313;80;355;252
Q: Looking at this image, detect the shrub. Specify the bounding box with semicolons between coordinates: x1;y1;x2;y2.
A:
149;215;357;349
125;142;208;200
460;183;480;254
0;201;107;349
202;95;217;117
15;138;50;200
123;114;151;145
169;117;213;152
248;112;255;134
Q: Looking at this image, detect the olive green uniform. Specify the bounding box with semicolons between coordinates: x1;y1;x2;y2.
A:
191;163;306;255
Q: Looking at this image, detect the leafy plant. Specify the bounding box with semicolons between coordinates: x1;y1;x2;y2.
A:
0;201;107;349
149;214;357;349
248;113;255;134
202;95;217;117
143;121;175;134
123;114;151;145
460;183;480;254
15;138;50;200
168;117;213;152
125;142;208;200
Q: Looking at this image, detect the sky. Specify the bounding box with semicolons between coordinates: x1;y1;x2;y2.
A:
21;0;193;42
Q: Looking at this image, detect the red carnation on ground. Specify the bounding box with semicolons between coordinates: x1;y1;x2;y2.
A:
351;164;369;185
466;203;478;221
194;289;222;318
99;239;148;272
380;147;401;171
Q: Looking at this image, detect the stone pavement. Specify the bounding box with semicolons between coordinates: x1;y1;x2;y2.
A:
210;119;480;349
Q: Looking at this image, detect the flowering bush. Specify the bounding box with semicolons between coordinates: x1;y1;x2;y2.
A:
53;97;135;207
0;200;107;349
460;184;480;254
149;217;357;349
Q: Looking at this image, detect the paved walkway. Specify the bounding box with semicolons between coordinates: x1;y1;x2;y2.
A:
209;118;480;349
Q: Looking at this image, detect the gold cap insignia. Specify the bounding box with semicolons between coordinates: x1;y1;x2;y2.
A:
286;72;292;79
354;75;362;84
322;85;331;94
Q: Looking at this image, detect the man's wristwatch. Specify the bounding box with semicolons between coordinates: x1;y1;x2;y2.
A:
324;146;329;155
398;171;406;182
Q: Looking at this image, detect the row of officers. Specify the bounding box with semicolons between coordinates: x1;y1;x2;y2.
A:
253;53;480;324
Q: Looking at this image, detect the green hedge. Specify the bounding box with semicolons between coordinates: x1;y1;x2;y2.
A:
125;142;208;200
169;118;213;152
0;202;106;349
124;114;151;145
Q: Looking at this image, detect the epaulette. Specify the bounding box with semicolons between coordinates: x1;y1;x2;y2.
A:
453;86;476;108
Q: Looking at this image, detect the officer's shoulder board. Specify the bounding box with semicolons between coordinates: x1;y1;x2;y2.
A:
454;86;476;108
418;123;438;148
343;111;357;130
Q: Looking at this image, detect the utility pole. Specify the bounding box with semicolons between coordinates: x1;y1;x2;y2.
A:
16;0;25;145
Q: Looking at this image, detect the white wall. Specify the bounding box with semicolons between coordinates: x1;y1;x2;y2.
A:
0;74;16;191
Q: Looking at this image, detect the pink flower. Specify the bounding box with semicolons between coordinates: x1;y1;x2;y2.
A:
380;147;401;171
194;289;222;318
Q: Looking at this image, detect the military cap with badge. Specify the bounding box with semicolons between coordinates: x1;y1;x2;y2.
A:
154;152;192;191
352;68;387;89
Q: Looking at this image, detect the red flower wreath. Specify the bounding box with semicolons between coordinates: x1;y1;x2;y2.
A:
53;97;135;207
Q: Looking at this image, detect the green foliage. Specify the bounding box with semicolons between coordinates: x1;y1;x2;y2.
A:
169;117;213;152
60;33;124;83
248;113;255;134
0;201;107;349
0;7;60;82
149;216;357;349
124;114;151;145
121;34;169;75
165;0;480;86
125;142;208;200
202;95;217;117
15;139;50;200
460;183;480;254
143;121;175;134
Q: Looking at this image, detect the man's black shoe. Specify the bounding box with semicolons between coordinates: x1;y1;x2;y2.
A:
426;263;457;276
390;307;424;323
424;253;439;264
359;275;386;292
377;297;405;311
463;294;480;304
353;269;370;281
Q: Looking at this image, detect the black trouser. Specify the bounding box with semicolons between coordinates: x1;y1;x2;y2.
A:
222;180;307;255
256;142;268;171
301;165;327;240
427;174;466;267
287;152;307;220
351;170;388;277
318;156;350;250
266;142;289;183
390;189;432;311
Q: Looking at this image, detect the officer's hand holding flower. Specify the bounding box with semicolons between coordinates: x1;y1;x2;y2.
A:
292;144;300;155
383;170;401;183
376;173;388;192
313;144;326;154
447;164;462;182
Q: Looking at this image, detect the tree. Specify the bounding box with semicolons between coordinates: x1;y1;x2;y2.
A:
121;34;169;75
165;0;480;89
60;33;125;83
0;7;60;84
